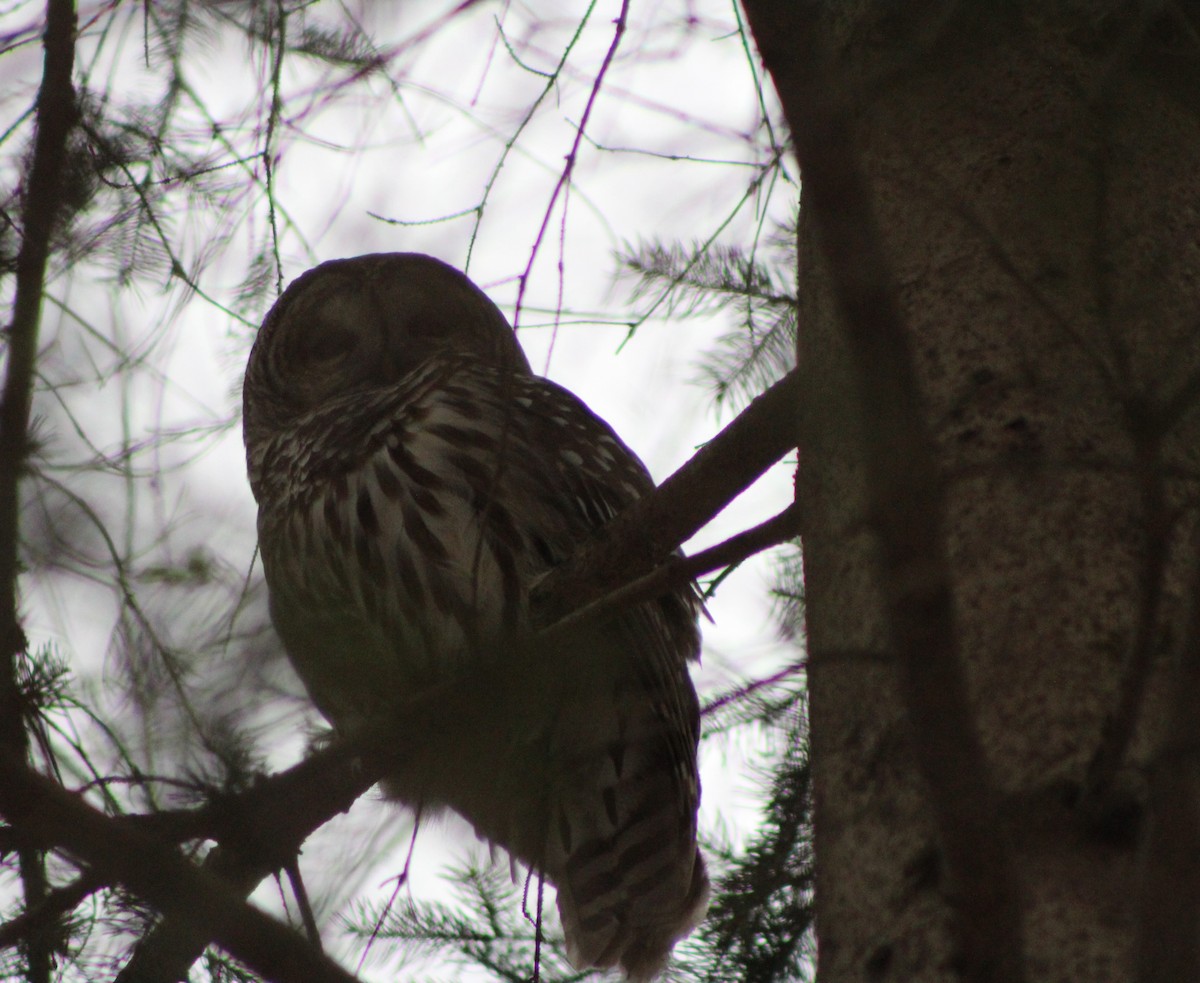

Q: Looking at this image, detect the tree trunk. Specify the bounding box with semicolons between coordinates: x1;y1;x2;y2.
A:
743;4;1200;981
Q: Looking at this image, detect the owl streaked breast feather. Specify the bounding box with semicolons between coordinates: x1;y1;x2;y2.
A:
243;253;708;980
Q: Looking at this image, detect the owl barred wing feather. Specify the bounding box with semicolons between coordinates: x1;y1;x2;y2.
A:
509;377;709;976
244;253;708;980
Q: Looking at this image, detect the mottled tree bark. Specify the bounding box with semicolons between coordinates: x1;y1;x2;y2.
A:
743;3;1200;981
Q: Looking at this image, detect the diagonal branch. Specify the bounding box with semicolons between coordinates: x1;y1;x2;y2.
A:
114;737;382;982
0;750;364;983
739;3;1025;981
541;501;801;645
534;366;800;626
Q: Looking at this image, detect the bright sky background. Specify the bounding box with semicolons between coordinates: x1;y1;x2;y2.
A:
1;1;799;978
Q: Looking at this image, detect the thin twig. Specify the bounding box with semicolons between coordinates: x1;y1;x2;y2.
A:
463;1;601;270
512;0;628;327
263;0;286;295
286;858;322;950
701;659;806;719
540;502;801;644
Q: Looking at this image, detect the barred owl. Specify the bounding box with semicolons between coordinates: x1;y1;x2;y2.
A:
242;253;708;980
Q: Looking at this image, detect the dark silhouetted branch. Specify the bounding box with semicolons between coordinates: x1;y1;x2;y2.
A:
534;366;799;626
541;501;801;645
0;5;77;981
0;750;364;983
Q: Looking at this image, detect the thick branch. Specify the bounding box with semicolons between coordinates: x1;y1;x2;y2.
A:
0;751;363;983
534;366;799;626
0;873;99;951
0;0;76;688
740;3;1025;981
0;6;77;982
116;737;381;982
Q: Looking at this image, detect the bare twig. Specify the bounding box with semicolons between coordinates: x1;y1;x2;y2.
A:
463;1;601;270
739;2;1025;981
702;658;806;717
540;501;801;645
263;0;287;295
513;0;629;328
286;858;323;950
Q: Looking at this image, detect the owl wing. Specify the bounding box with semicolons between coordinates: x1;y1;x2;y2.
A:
475;373;709;980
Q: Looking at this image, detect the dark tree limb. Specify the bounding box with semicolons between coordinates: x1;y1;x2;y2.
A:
541;501;802;645
0;872;100;951
534;366;800;625
112;706;438;980
0;0;76;683
115;738;381;982
0;750;363;983
0;4;77;982
739;3;1025;981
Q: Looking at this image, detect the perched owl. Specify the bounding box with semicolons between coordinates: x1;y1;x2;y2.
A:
242;253;708;980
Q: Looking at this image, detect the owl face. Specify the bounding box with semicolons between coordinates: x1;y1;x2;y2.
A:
243;253;531;441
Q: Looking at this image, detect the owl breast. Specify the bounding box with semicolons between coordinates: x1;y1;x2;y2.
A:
254;357;648;729
258;381;499;719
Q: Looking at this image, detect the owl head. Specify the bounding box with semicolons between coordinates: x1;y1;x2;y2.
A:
243;253;532;442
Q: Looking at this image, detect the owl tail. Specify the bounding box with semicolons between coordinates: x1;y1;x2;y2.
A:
556;841;709;982
541;682;711;981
